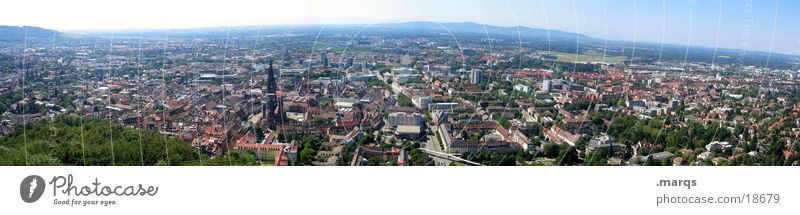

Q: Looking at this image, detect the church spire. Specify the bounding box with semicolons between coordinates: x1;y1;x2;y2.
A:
266;60;276;94
263;59;282;130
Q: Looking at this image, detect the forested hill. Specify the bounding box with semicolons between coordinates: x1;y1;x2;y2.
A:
0;25;62;42
0;115;256;166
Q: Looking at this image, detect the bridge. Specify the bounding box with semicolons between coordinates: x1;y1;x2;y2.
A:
418;148;483;166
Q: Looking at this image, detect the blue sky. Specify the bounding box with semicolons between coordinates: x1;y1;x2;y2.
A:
1;0;798;55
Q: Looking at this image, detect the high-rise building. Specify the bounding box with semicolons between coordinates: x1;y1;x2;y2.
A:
345;57;354;69
540;80;552;92
470;70;483;84
321;52;329;68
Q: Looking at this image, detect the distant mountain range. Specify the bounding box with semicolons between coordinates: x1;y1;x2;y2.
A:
1;22;796;69
0;25;62;42
62;21;590;42
363;21;592;41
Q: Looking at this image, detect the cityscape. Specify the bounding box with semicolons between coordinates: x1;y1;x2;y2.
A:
1;1;800;166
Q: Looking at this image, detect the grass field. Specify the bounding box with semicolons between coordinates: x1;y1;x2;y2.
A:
538;50;627;64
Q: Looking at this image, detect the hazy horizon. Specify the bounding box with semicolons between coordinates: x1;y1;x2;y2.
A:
2;0;799;55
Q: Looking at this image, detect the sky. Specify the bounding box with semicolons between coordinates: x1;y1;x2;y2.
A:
1;0;799;55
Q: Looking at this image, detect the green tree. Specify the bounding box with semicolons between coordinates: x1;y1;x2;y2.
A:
556;145;580;166
542;144;560;158
0;115;214;166
409;148;432;166
397;93;414;107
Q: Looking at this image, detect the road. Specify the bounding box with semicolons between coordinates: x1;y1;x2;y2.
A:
423;134;451;166
418;148;483;166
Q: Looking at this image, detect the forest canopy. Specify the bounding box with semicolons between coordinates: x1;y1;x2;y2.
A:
0;115;258;166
